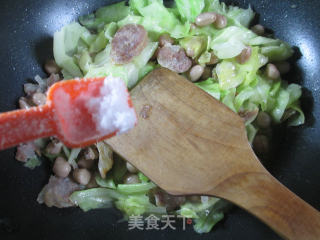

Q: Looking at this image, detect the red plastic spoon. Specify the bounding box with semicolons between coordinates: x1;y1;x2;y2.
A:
0;77;137;150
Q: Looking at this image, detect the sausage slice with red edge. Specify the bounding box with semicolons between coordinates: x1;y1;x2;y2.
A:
111;24;148;64
157;45;192;73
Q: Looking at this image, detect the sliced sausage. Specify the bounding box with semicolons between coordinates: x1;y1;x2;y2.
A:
157;45;192;73
111;24;148;64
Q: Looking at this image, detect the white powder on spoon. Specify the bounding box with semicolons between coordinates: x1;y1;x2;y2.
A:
86;76;137;135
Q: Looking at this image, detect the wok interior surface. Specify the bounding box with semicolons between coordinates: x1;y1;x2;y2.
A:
0;0;319;239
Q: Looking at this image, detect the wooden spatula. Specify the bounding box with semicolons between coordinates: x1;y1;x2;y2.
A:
107;68;320;240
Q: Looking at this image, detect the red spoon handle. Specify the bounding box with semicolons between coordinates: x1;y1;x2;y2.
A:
0;104;56;149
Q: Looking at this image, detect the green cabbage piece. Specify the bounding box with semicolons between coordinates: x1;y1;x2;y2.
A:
260;43;293;62
24;156;41;169
194;210;224;234
227;5;255;27
79;14;105;31
204;0;227;14
53;22;85;78
95;1;129;22
104;22;118;40
269;83;303;123
204;0;254;27
287;103;305;127
79;1;129;31
138;62;156;80
175;0;205;22
210;26;256;59
178;198;230;234
85;42;158;89
180;36;207;58
68;148;81;169
70;188;122;211
126;0;190;40
80;31;97;46
115;194;166;217
221;88;237;112
216;61;244;90
198;51;212;65
117;182;156;194
196;78;221;100
95;175;116;189
215;47;265;91
89;30;108;53
70;186;166;217
195;71;304;126
249;37;294;62
138;172;150;183
178;197;220;218
78;50;92;74
210;25;293;62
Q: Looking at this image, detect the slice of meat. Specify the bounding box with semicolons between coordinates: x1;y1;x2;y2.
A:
157;45;192;73
15;142;37;162
37;176;84;208
111;24;148;64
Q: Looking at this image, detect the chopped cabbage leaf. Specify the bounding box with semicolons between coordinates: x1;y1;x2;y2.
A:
175;0;205;22
210;26;256;59
227;5;255;27
70;187;166;217
180;36;207;59
53;22;84;77
79;1;129;31
24;156;41;169
178;198;230;234
70;188;122;211
196;78;221;100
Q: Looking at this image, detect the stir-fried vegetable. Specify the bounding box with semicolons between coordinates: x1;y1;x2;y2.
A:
17;0;305;235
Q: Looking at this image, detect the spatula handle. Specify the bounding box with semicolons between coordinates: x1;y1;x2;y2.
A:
0;105;56;150
209;169;320;240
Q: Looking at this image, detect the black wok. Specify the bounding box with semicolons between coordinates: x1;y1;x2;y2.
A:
0;0;319;239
